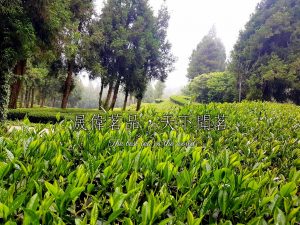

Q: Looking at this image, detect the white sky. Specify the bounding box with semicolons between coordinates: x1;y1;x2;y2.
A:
92;0;261;92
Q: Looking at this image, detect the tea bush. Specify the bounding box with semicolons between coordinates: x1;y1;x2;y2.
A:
170;96;192;106
155;99;165;103
0;102;299;224
7;108;107;124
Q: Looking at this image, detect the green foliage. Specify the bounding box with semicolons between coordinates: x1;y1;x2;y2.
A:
7;107;101;124
154;99;164;103
154;81;166;100
230;0;300;104
143;81;167;104
169;96;192;106
1;102;300;224
187;72;237;103
143;84;155;103
97;0;174;108
0;72;11;121
187;26;226;80
0;0;36;121
0;0;80;118
7;110;66;124
68;78;83;108
130;100;179;112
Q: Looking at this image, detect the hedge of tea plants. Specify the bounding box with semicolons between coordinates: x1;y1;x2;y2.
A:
0;102;299;224
7;108;104;124
169;96;191;106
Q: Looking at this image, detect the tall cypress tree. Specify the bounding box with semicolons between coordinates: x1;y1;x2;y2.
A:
186;26;226;80
0;1;35;119
60;0;94;109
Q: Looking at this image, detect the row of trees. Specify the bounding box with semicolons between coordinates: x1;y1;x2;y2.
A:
185;0;300;105
86;0;174;111
0;0;174;121
0;0;94;121
231;0;300;104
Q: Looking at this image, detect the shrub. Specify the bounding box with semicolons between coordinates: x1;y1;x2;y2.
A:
154;99;164;103
170;95;191;106
8;110;65;123
1;102;300;224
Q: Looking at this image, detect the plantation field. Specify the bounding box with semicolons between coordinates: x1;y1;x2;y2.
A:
7;98;182;124
0;102;300;224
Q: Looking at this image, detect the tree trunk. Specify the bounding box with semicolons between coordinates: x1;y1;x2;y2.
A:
262;81;271;101
98;82;104;110
27;87;31;108
52;97;56;107
40;91;45;108
238;78;242;102
8;60;26;109
104;82;113;110
30;88;34;108
61;60;73;109
37;91;41;106
19;83;24;108
24;86;29;108
110;79;120;110
39;94;42;106
123;90;129;111
136;98;142;111
41;96;45;108
0;70;10;121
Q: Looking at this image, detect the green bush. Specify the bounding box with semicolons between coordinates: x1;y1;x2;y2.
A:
170;95;191;106
154;99;164;103
8;110;65;123
187;71;237;103
7;108;100;124
1;102;300;224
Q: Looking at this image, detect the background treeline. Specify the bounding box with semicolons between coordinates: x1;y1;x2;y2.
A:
184;0;300;105
0;0;174;121
64;79;166;108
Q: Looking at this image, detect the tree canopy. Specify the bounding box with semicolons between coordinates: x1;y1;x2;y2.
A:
186;27;226;80
230;0;300;104
186;71;237;103
94;0;175;111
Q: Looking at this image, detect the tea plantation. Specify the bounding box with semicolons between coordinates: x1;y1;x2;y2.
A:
0;102;299;224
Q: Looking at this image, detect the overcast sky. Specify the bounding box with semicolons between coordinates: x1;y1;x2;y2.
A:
93;0;261;92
